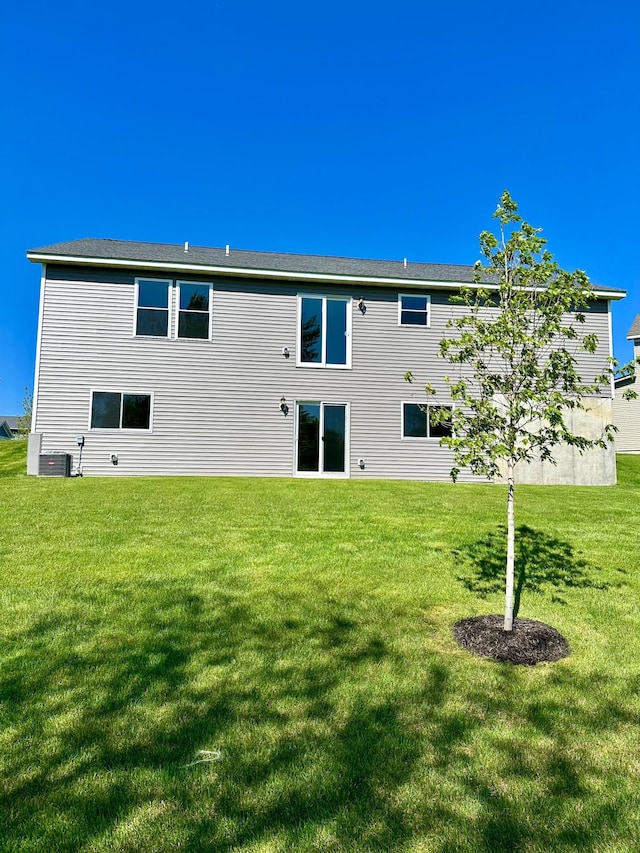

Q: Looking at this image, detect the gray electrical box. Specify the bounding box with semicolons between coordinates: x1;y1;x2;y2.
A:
38;453;72;477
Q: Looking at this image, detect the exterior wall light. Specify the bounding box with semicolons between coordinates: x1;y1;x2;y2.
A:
280;397;289;416
357;298;366;314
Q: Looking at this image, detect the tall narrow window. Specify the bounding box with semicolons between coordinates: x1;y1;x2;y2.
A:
300;298;322;363
399;294;430;326
177;282;211;339
136;279;171;336
298;295;350;367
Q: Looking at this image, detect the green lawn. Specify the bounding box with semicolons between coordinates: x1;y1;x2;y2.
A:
0;438;28;478
1;442;639;852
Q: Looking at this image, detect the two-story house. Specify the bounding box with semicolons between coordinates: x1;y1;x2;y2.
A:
26;239;624;483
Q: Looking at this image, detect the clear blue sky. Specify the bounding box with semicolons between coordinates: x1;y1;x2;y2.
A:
2;0;639;414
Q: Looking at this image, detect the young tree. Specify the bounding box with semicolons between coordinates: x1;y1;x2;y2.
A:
17;387;33;438
410;192;616;631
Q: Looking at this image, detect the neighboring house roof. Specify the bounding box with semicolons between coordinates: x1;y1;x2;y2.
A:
627;314;640;339
27;238;626;299
0;416;19;431
0;420;15;439
615;314;640;390
615;375;635;390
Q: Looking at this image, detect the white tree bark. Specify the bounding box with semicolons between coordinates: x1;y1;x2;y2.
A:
504;459;515;631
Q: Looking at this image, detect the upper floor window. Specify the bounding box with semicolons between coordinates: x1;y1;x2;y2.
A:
135;278;212;340
298;295;351;368
136;279;171;337
90;391;152;430
177;282;211;339
399;294;430;326
402;403;452;439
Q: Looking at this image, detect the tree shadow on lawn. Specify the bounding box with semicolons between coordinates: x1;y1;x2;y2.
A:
1;580;639;852
454;524;616;618
1;584;420;852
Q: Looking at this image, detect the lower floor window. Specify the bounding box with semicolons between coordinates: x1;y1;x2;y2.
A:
403;403;452;438
91;392;152;430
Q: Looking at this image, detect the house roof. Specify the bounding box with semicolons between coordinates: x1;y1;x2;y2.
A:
27;238;626;298
0;416;19;430
0;420;15;438
614;374;636;389
627;314;640;339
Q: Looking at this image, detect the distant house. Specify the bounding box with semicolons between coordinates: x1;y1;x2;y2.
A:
613;315;640;453
26;238;626;483
0;416;19;439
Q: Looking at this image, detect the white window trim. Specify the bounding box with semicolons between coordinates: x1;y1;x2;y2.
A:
174;281;214;340
134;278;172;338
134;278;214;340
398;293;431;327
401;401;452;440
88;389;155;432
294;400;350;478
296;294;352;369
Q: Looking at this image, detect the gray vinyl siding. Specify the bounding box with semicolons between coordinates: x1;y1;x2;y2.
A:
613;341;640;453
33;266;614;479
613;389;640;452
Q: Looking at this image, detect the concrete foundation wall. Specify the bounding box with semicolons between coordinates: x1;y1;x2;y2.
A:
27;432;42;475
496;400;617;485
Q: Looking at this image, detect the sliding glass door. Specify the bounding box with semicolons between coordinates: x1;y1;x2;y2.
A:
296;402;348;476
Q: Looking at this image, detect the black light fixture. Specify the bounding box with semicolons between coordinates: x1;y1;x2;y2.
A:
280;396;289;416
357;297;366;314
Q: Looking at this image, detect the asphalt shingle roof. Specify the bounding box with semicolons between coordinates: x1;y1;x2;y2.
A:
27;238;624;295
28;238;489;284
627;314;640;339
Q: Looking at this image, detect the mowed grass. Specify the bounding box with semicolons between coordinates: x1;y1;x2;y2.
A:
1;443;639;852
0;439;28;478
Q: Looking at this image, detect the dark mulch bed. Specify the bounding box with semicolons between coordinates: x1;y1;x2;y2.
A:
453;615;570;666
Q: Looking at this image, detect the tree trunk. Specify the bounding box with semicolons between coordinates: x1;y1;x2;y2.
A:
504;459;515;631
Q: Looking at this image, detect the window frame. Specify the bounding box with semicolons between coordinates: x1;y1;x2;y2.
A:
89;390;154;432
296;294;352;369
175;280;213;340
134;277;214;341
398;293;431;327
401;401;453;440
134;278;172;338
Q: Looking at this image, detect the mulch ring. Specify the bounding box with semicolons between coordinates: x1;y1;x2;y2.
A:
453;615;570;666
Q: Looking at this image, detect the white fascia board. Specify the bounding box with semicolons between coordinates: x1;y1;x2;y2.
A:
587;289;626;300
25;251;626;299
26;252;474;291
